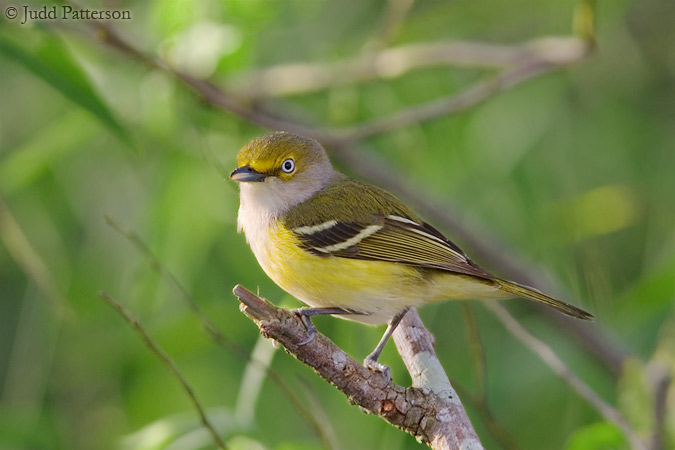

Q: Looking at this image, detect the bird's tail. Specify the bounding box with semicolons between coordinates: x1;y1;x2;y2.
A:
495;279;594;320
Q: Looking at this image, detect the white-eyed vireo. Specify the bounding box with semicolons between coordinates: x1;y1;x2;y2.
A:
230;132;593;377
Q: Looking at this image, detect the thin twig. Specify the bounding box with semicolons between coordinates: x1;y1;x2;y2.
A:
234;285;483;450
103;215;337;447
229;37;586;99
484;302;646;450
336;52;583;142
98;292;228;450
104;215;247;358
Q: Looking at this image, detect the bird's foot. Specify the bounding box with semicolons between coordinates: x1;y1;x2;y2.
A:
291;308;318;345
364;355;391;385
291;307;354;346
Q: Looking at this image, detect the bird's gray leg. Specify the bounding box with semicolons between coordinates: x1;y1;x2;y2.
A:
363;308;410;384
292;307;364;346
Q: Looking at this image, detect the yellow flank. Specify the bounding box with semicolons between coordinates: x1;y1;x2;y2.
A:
257;222;503;325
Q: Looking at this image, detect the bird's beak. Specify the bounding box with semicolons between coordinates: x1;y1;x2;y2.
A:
230;165;267;182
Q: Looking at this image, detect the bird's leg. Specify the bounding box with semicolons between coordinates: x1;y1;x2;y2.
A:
291;307;362;346
363;308;409;384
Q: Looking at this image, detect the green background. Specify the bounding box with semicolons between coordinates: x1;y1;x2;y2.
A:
0;0;673;449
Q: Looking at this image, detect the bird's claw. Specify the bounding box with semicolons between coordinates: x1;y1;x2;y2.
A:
364;357;391;385
292;308;317;345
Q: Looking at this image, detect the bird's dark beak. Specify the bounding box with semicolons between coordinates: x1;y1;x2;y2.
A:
230;165;267;182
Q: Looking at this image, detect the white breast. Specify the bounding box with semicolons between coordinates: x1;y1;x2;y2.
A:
237;183;279;268
236;172;331;247
236;169;335;284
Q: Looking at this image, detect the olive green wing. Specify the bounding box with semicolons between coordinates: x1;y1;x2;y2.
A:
290;214;491;279
284;177;493;280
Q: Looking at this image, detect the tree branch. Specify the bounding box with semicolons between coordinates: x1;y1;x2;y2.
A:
335;55;578;142
484;302;646;450
228;37;587;100
233;284;484;450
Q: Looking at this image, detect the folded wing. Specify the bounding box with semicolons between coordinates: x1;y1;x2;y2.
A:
292;214;493;280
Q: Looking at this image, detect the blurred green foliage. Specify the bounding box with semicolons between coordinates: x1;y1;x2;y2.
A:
0;0;673;449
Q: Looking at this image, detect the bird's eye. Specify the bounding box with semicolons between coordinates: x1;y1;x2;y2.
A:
281;158;295;173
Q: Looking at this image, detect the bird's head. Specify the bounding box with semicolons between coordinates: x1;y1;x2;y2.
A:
231;132;336;213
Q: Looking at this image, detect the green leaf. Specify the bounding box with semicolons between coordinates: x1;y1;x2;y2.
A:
0;30;134;149
564;422;627;450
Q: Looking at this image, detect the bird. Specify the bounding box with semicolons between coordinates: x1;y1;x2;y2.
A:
230;131;593;379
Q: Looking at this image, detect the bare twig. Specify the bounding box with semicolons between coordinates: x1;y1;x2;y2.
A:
335;55;580;142
169;70;336;143
98;292;228;450
233;284;483;450
104;215;337;447
484;302;646;450
104;215;247;358
229;37;587;100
